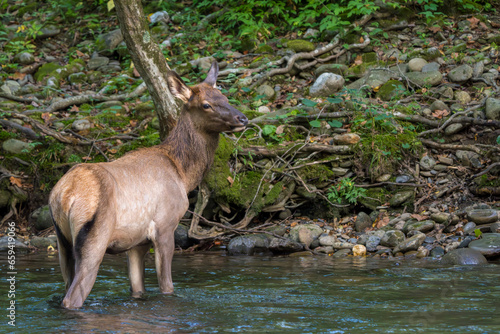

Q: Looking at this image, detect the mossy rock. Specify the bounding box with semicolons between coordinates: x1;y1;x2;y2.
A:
358;187;390;210
362;52;378;63
287;39;315;52
239;37;258;52
34;63;62;82
255;44;273;53
205;136;281;214
296;164;334;185
376;80;406;101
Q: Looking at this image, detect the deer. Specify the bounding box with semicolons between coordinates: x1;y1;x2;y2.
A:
49;61;248;309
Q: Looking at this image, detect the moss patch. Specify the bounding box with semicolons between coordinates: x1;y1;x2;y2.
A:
287;39;315;52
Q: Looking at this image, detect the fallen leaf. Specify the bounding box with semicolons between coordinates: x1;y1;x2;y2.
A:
428;26;442;33
479;22;488;30
359;36;364;43
275;124;285;135
411;213;428;221
10;177;23;187
70;105;80;112
129;119;138;127
431;109;449;119
467;16;479;29
10;72;26;80
41;112;51;124
227;176;234;186
354;54;363;66
82;156;92;161
76;50;86;58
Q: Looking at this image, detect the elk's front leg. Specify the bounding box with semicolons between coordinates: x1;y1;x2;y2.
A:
127;244;150;297
153;226;177;294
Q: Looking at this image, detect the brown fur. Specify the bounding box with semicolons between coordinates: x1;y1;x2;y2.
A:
49;62;247;309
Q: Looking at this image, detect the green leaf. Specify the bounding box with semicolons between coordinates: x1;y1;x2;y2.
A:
496;135;500;145
262;124;276;136
309;120;322;128
327;97;343;104
241;87;251;93
328;120;343;128
474;229;483;238
402;143;410;149
302;98;318;107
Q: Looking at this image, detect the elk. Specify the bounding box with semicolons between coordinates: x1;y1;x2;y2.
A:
49;61;248;309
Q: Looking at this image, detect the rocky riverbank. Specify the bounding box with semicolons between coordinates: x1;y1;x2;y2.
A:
0;1;499;264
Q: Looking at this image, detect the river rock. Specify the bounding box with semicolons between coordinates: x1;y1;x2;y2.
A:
406;71;442;87
30;236;58;249
380;230;405;247
72;119;91;131
333;248;352;257
0;236;29;253
227;234;271;255
31;205;53;231
463;222;477;235
318;234;337;246
290;224;323;243
430;246;445;257
485;97;500;121
421;62;440;72
473;61;484;77
403;220;435;233
269;238;303;254
393;232;426;254
1;80;21;95
355;212;372;232
309;73;345;97
491;223;500;233
430;212;449;224
14;52;35;65
389;191;413;207
88;56;110;70
333;133;360;145
255;84;275;100
408;58;427;72
454;91;471;104
366;235;381;252
448;64;473;83
444;123;464;135
420;155;436;170
96;29;124;56
3;138;34;154
352;244;366;256
468;233;500;258
442;248;488;265
314;64;348;77
467;209;498;225
174;224;192;249
456;150;481;168
38;25;60;39
430;99;449;112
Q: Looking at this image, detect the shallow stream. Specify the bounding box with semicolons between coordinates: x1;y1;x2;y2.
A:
1;252;499;333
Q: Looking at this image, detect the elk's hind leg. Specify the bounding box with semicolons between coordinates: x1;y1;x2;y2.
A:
127;244;150;297
62;217;111;309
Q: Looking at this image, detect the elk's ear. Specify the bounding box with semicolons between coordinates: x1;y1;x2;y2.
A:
203;61;219;88
167;71;192;103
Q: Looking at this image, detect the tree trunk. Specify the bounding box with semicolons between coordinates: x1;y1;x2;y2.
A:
114;0;179;139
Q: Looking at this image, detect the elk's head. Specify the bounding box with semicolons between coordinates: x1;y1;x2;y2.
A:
167;61;248;133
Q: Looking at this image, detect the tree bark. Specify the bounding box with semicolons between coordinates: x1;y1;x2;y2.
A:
114;0;180;139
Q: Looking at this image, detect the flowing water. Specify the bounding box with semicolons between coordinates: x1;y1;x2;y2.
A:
1;252;499;333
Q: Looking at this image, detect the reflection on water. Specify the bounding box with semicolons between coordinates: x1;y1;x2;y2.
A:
1;252;499;333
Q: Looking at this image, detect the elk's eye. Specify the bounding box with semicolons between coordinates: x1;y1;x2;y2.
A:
202;103;211;109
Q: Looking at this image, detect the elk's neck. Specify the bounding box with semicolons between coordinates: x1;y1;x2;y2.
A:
161;113;220;192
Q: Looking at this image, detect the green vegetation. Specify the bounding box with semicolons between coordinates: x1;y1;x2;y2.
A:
327;178;367;204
